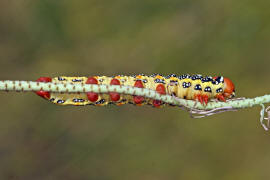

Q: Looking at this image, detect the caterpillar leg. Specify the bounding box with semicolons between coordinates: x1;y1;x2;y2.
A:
203;95;209;105
194;94;209;105
195;94;204;105
216;94;226;102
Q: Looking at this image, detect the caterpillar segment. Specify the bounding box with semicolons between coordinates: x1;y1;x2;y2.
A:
35;74;235;107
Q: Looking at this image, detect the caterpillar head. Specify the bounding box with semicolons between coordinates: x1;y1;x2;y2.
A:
213;76;235;100
223;77;235;98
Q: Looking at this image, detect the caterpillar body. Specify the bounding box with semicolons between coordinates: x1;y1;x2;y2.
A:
36;74;235;107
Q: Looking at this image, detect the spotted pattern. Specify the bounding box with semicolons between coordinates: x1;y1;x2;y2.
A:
58;77;66;81
191;74;203;80
182;82;191;88
96;99;105;105
178;74;191;80
45;74;228;107
73;98;85;103
216;88;223;93
204;86;212;93
154;79;165;84
72;79;83;82
194;84;202;91
57;100;65;104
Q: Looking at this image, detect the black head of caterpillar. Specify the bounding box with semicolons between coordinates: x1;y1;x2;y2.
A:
35;74;235;107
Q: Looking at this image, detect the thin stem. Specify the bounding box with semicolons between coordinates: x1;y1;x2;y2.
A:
0;80;269;110
1;80;269;130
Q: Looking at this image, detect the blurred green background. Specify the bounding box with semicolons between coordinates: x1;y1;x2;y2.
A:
1;0;270;179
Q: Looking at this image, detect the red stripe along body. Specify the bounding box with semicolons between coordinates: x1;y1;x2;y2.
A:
35;74;235;107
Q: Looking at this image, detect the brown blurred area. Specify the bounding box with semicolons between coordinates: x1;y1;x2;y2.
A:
0;0;270;179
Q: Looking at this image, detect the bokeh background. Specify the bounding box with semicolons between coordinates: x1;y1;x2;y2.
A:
1;0;270;179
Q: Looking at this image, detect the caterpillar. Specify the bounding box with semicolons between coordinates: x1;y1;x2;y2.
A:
35;74;235;107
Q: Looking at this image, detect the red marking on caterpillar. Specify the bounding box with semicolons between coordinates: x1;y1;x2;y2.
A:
36;74;235;107
86;77;99;102
133;80;144;105
109;79;121;102
36;77;52;99
153;84;166;107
